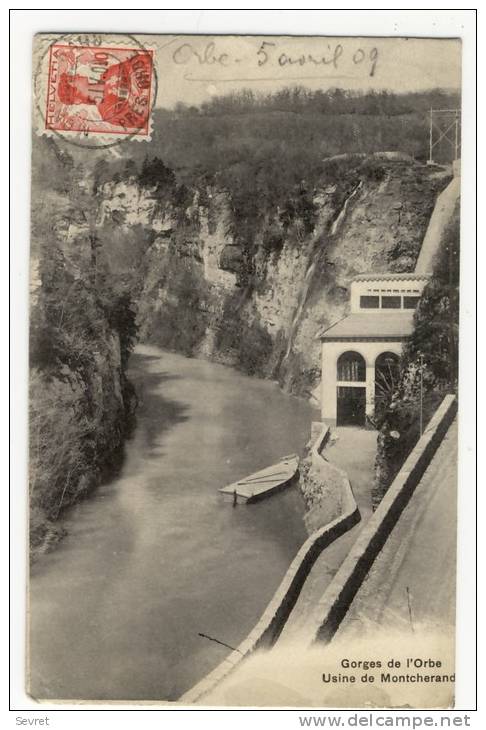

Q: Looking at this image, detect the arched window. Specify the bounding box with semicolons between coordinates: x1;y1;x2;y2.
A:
375;352;400;412
337;351;366;382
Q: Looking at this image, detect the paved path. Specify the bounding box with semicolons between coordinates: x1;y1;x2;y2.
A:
337;419;457;640
276;427;377;644
196;421;457;707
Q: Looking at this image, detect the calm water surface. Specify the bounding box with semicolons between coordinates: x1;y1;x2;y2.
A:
29;346;317;701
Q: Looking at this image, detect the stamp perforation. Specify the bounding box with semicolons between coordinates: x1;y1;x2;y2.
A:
42;43;154;140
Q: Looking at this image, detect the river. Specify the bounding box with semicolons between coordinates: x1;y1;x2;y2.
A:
29;345;318;702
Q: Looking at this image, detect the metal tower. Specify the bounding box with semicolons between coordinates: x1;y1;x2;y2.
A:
428;108;461;164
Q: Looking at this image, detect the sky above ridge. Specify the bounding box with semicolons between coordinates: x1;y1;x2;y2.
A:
141;35;461;108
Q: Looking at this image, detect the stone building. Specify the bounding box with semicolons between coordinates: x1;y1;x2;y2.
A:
318;273;430;426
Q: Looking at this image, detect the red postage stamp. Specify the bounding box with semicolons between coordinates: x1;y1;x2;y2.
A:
44;44;154;138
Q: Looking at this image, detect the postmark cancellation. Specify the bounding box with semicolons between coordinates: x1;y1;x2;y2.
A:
34;34;155;146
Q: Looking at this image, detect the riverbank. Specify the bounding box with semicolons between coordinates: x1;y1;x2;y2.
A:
276;427;377;644
182;424;377;703
29;345;318;701
29;351;137;564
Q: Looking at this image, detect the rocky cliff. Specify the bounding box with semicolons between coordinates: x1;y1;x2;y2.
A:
98;155;451;401
30;148;138;556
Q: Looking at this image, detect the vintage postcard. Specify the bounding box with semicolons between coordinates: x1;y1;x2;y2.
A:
28;32;462;707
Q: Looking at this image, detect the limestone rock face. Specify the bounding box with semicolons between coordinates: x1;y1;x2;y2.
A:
98;159;450;400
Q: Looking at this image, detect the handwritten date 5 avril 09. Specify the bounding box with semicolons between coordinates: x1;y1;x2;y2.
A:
172;41;379;77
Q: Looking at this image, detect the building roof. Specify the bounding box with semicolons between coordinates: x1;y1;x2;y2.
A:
318;312;415;340
352;272;430;282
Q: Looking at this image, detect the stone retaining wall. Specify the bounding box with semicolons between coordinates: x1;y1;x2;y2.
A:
304;423;356;533
308;394;457;643
180;421;360;704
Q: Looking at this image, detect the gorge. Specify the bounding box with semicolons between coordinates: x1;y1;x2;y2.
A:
29;87;460;700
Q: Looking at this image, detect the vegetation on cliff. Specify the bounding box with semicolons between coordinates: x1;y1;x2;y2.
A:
93;87;459;270
87;88;456;392
29;139;138;556
373;201;460;506
29;87;460;551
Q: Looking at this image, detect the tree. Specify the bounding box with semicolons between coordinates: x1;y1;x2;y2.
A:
139;156;176;191
402;202;460;390
373;202;460;505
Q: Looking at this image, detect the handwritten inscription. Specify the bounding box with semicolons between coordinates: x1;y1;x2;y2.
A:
173;42;231;67
172;40;379;77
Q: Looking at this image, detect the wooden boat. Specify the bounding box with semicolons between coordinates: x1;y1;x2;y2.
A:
219;454;299;504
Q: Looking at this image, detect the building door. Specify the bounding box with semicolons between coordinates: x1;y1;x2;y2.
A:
336;351;367;426
337;386;366;426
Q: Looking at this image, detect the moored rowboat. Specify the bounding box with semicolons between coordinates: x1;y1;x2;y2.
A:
219;454;299;504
